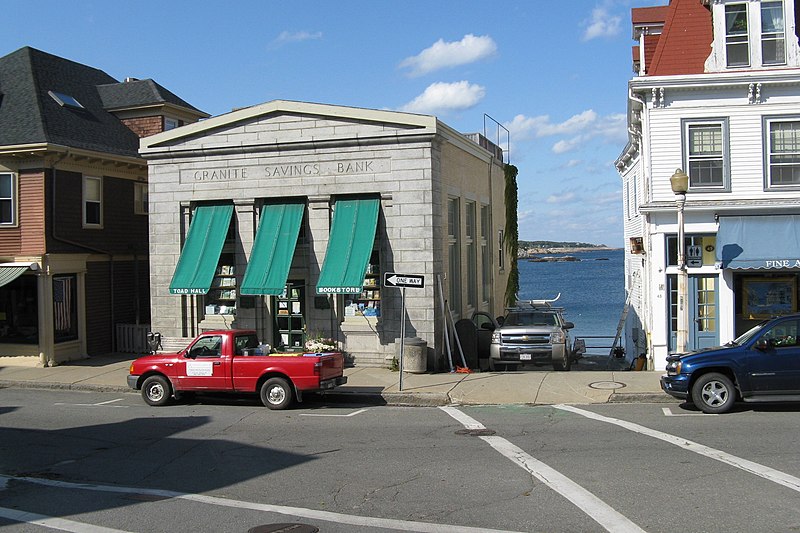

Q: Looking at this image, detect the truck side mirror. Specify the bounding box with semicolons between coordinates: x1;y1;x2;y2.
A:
563;321;575;329
755;338;771;351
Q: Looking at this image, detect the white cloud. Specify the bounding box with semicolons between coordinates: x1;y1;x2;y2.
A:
505;109;627;155
582;7;622;41
400;81;485;114
400;34;497;77
270;30;322;48
546;191;577;204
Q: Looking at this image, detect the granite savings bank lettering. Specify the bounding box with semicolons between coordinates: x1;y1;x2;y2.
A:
182;159;389;183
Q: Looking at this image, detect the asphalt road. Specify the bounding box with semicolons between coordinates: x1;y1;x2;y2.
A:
1;388;799;532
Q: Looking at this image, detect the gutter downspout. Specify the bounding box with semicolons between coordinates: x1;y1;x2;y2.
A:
51;154;116;355
628;88;654;369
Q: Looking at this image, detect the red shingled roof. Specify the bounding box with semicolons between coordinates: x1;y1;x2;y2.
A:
647;0;713;76
632;5;668;25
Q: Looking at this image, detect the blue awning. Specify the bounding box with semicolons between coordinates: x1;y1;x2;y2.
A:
716;215;800;269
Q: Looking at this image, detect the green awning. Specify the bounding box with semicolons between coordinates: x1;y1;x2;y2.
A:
316;198;379;294
241;201;305;295
0;262;37;288
169;205;233;295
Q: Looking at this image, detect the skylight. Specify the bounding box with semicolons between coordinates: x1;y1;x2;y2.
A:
48;90;84;109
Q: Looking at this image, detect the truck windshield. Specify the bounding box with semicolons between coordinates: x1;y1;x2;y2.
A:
732;321;767;345
504;312;557;326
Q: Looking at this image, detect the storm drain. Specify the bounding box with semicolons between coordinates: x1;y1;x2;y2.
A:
588;381;626;390
455;428;496;437
248;524;318;533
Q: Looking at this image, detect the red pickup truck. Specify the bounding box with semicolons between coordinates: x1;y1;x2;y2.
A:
127;329;347;410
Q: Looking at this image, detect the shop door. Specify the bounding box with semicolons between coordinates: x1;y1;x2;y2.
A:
689;275;719;350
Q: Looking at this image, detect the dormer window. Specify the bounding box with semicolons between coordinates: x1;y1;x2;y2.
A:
761;1;786;65
709;0;792;71
725;4;749;67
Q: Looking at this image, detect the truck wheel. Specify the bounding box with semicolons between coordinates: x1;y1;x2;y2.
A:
260;377;293;410
141;375;171;407
552;347;572;371
691;372;735;414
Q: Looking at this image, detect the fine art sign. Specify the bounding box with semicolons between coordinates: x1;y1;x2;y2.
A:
180;158;390;184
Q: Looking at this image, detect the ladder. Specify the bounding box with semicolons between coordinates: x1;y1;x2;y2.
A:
609;271;639;358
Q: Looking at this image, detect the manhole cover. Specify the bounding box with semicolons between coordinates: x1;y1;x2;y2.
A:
455;428;496;436
588;381;626;390
248;524;318;533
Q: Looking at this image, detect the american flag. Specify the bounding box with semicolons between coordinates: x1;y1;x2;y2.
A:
54;277;72;332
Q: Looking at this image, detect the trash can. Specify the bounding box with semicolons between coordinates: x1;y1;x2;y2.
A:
400;337;427;373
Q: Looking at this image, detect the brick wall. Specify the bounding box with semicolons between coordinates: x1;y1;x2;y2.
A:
121;116;163;138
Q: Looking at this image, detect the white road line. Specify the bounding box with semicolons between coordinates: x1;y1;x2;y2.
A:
94;399;125;406
54;403;129;408
300;408;368;417
439;406;646;533
0;475;523;533
555;404;800;493
661;407;713;417
0;505;130;532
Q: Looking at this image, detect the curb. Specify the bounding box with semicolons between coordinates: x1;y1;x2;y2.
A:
0;380;132;394
608;392;675;403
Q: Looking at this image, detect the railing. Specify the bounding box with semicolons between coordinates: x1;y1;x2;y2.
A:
116;323;151;353
573;335;627;370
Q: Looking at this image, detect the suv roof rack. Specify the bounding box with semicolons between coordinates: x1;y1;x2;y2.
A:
507;293;562;311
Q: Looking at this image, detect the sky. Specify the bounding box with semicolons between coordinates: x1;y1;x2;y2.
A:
2;0;664;247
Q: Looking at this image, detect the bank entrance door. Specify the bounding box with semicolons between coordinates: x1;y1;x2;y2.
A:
669;274;719;352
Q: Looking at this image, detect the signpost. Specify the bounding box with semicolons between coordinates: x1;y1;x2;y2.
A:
687;245;702;268
383;273;425;391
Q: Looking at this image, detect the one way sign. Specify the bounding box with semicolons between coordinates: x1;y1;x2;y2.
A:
383;273;425;289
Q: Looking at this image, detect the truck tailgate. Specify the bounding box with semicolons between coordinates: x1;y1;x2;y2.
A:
317;352;345;381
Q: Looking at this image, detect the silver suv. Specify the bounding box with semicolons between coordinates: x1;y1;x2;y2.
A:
486;299;575;371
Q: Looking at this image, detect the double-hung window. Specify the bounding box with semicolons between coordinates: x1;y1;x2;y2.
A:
134;183;148;215
761;1;786;65
683;119;729;190
83;175;102;227
465;201;477;310
0;173;16;226
447;198;461;314
725;3;750;67
480;205;490;305
766;118;800;188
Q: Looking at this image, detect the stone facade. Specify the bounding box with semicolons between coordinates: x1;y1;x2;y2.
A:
141;101;509;368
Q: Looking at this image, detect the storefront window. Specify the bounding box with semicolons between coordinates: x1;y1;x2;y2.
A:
666;234;716;267
0;275;38;344
53;275;78;342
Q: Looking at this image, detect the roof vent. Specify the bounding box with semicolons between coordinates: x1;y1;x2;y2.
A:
124;77;139;83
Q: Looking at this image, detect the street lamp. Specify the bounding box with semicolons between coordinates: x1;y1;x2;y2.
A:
670;168;689;354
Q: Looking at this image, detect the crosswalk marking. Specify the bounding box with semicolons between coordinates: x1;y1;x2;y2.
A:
440;406;646;533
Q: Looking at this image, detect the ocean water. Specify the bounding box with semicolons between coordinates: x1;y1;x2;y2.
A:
517;248;626;346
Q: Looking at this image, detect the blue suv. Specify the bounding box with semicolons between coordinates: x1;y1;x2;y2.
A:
661;313;800;414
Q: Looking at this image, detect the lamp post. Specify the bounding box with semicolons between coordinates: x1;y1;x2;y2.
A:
670;168;689;354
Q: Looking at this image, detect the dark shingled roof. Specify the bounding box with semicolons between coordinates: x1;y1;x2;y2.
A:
0;46;204;159
97;78;204;114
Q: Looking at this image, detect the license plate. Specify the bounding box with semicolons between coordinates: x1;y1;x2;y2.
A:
520;354;532;361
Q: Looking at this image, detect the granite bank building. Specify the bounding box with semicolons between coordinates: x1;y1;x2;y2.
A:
140;100;510;368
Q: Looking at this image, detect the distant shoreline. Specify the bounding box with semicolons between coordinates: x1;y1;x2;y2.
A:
519;247;621;257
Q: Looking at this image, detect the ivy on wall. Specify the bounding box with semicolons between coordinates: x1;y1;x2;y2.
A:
504;164;519;307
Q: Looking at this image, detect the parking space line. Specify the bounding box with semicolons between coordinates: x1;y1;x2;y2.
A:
301;408;369;418
0;505;131;532
661;407;713;417
555;404;800;493
440;406;646;533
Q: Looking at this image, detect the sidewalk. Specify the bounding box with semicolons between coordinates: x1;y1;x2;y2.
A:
0;353;672;406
